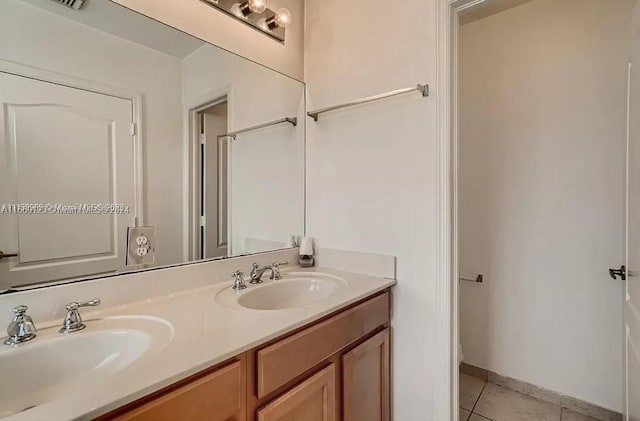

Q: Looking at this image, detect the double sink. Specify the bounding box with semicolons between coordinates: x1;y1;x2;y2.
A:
0;271;346;418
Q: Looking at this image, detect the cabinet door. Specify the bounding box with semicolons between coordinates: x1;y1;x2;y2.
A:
342;329;390;421
257;364;336;421
113;359;246;421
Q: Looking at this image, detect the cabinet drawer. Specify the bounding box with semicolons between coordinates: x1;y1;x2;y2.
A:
112;359;246;421
257;364;336;421
257;292;389;398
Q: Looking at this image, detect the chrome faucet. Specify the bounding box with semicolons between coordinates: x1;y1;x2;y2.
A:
59;298;101;334
250;261;288;283
4;305;37;345
232;270;247;290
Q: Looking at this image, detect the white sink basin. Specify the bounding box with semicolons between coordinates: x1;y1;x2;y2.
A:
0;315;173;418
216;272;347;310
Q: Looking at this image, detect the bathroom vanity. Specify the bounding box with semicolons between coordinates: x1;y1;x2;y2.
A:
100;290;390;421
0;254;395;420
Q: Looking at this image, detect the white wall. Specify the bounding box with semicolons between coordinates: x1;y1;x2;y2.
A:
305;0;438;419
182;45;305;256
112;0;305;80
458;0;632;411
0;0;185;267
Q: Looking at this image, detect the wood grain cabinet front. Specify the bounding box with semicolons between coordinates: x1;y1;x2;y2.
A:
105;358;246;421
342;328;390;421
256;364;336;421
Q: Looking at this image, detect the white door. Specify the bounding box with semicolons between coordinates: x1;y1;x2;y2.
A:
0;73;135;289
627;2;640;419
202;109;228;259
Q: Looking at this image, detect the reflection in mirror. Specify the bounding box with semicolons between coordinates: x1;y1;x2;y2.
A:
0;0;305;291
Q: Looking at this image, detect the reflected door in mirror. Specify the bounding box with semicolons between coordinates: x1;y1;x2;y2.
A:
199;101;229;259
0;73;134;289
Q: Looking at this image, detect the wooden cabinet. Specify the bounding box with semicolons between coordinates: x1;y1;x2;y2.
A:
342;329;390;421
256;364;336;421
103;290;391;421
102;358;246;421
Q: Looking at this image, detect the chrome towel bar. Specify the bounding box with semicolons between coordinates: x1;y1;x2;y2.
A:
460;274;483;283
307;84;429;121
218;117;297;140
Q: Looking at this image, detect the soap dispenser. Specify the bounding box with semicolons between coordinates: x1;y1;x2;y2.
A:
299;237;315;267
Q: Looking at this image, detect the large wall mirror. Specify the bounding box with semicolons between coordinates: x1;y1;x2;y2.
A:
0;0;305;291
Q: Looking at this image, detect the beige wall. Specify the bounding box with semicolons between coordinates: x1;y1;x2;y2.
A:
305;0;438;419
112;0;305;80
459;0;633;411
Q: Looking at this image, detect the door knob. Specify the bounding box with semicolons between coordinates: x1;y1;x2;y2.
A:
609;265;626;281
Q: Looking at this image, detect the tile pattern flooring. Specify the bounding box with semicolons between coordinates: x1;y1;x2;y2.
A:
459;374;601;421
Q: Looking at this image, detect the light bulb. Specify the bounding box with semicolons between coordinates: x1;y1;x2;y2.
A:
274;8;291;28
248;0;267;13
266;7;292;30
238;0;267;17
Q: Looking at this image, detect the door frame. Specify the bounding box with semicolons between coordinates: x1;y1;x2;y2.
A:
625;2;640;417
0;59;145;226
434;1;492;419
183;87;234;261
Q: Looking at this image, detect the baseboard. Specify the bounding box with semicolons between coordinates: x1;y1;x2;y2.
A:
460;363;622;421
460;362;488;381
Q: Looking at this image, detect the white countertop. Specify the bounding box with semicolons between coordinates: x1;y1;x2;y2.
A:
6;266;395;421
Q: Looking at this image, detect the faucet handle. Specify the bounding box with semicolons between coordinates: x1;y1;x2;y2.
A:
5;305;37;346
59;298;101;334
12;304;28;315
65;298;101;311
232;271;247;290
271;261;288;280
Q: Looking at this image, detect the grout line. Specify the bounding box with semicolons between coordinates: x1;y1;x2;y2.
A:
470;380;488;415
463;408;471;421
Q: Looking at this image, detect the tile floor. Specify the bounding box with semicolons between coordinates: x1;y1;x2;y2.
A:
459;373;601;421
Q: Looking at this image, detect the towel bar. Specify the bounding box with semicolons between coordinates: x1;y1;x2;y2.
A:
460;274;483;283
307;84;429;121
218;117;297;140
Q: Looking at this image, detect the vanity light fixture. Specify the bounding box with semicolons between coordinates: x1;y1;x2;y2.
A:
50;0;85;10
199;0;290;43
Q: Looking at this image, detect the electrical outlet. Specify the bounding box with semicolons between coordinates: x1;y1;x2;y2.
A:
136;234;149;246
126;227;156;266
